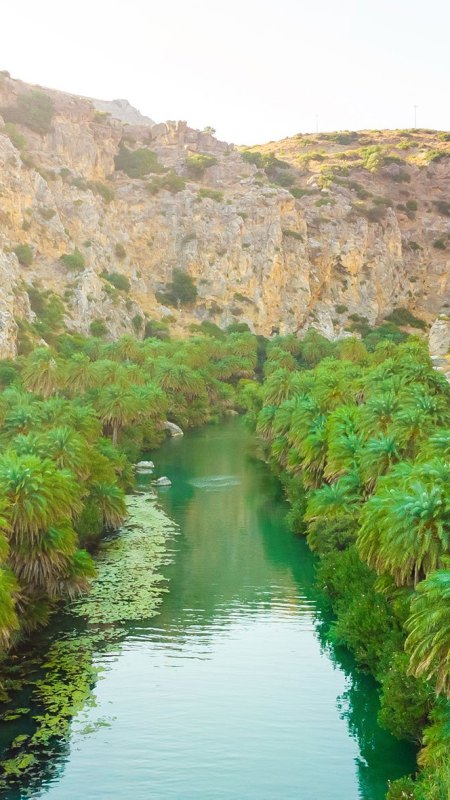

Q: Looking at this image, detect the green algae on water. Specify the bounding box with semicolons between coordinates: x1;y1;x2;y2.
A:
73;493;178;624
0;492;178;792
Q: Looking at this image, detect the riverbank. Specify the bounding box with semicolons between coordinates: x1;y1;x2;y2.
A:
248;336;450;799
0;420;416;799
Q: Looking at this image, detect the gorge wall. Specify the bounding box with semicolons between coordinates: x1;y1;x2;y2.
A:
1;70;450;357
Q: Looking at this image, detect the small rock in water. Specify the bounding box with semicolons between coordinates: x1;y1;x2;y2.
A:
153;476;172;486
136;460;155;469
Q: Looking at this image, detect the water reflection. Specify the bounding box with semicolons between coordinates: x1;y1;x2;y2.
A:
0;419;416;799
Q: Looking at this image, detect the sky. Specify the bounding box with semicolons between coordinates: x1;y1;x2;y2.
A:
2;0;450;144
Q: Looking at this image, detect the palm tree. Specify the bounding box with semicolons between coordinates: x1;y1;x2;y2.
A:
41;426;91;478
0;567;19;650
21;348;63;398
63;353;93;396
95;385;141;445
0;452;82;545
405;565;450;698
358;479;450;586
90;482;127;529
359;391;399;436
359;435;400;491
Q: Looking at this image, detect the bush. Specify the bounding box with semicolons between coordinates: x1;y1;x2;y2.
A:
433;238;446;250
131;314;143;333
59;249;85;271
3;122;26;150
89;319;108;337
147;171;186;194
114;243;126;260
40;207;56;220
335;304;348;314
115;143;165;178
88;181;115;203
405;200;418;212
1;90;54;134
198;188;223;202
282;228;303;240
186;153;218;178
143;319;170;340
14;244;33;266
156;268;197;307
433;200;450;216
384;306;427;329
101;272;131;292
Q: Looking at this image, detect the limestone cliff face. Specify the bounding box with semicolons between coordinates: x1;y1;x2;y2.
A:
1;71;450;356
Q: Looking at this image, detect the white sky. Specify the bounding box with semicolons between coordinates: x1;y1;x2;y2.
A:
2;0;449;144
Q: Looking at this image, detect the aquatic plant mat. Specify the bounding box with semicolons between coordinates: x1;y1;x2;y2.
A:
0;492;178;795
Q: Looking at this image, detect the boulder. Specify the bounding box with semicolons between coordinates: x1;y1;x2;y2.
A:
429;317;450;356
164;421;184;437
136;460;155;470
153;476;172;486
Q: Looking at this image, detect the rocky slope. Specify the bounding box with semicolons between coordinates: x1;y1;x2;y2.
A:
1;70;450;357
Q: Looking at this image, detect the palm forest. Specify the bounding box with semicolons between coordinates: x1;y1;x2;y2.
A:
0;320;449;799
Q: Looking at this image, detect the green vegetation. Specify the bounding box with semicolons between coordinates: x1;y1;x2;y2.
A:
156;268;198;307
1;91;55;135
88;181;115;203
185;153;218;178
242;333;450;799
89;319;108;337
384;307;427;329
282;229;303;240
198;187;224;202
147;171;186;194
114;243;126;260
0;327;258;653
59;249;85;271
101;271;131;293
114;143;165;178
3;123;26;150
13;244;33;267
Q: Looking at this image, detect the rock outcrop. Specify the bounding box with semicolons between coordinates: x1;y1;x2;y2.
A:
1;71;450;356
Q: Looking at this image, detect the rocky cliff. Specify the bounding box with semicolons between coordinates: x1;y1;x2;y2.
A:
1;70;450;357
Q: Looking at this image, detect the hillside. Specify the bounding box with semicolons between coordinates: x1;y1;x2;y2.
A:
1;70;450;357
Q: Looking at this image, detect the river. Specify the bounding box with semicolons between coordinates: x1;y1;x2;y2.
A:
0;418;416;799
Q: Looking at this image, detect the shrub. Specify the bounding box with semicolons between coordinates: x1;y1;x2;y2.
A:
114;243;126;260
147;171;186;194
156;268;197;307
384;306;427;329
13;244;33;266
3;122;26;150
115;143;165;178
1;90;54;134
89;181;115;203
143;319;170;340
433;200;450;216
282;228;303;240
89;319;108;337
408;241;422;252
40;207;56;220
198;188;223;202
405;200;418;212
433;238;446;250
131;314;143;333
101;272;131;292
335;304;348;314
290;187;318;199
185;153;218;178
390;169;411;183
59;249;85;271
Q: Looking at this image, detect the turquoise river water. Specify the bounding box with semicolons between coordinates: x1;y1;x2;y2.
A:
0;418;416;799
